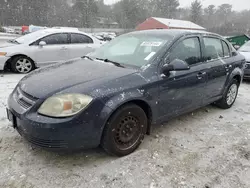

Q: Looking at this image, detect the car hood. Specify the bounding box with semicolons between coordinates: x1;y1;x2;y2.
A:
239;51;250;62
19;59;138;99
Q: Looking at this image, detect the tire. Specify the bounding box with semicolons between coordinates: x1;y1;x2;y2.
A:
101;104;148;156
215;79;239;109
10;56;35;74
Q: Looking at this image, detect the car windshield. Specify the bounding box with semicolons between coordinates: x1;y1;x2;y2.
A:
238;41;250;52
15;30;48;44
89;33;172;67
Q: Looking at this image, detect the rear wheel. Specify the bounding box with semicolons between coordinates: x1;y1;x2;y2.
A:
10;56;35;73
215;79;239;109
101;104;147;156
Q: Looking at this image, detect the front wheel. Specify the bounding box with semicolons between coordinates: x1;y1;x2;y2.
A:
101;104;147;156
215;79;239;109
10;56;35;74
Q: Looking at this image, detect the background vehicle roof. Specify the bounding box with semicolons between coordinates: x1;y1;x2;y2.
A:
15;28;94;44
152;17;206;30
40;28;90;35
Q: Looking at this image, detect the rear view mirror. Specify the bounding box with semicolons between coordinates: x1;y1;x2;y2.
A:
162;59;190;74
39;41;46;47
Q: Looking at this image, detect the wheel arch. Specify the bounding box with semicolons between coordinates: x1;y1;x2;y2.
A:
233;74;241;84
4;54;36;71
224;68;243;91
102;99;153;137
124;99;153;135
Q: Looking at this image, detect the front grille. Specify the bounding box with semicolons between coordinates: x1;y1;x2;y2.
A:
14;87;37;109
17;126;68;149
245;63;250;69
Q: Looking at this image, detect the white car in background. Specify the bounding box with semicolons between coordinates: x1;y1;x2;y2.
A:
2;27;15;34
0;28;104;73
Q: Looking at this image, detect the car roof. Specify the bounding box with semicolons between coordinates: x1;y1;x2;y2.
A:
129;29;221;38
40;28;91;35
15;28;96;44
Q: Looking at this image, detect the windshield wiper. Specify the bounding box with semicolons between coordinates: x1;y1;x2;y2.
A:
96;58;125;68
8;39;20;44
82;55;94;61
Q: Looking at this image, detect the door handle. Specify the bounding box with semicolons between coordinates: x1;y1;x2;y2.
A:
196;72;206;80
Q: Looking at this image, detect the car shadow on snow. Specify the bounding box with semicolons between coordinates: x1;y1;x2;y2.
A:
0;70;19;76
20;141;114;166
148;105;220;136
6;98;243;175
243;80;250;84
17;105;222;162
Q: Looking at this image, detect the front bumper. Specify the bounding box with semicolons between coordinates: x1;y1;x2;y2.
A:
0;56;9;70
244;65;250;80
7;90;112;150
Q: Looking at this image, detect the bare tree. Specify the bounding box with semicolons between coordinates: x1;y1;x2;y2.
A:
204;5;216;28
190;0;203;25
153;0;180;18
72;0;98;28
113;0;148;28
216;4;233;24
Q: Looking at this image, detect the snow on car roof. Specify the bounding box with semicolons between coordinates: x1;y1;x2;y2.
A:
35;28;93;37
15;28;94;44
52;27;79;31
152;17;205;30
129;29;217;38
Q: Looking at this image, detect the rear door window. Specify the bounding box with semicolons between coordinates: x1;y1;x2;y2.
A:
203;37;223;60
71;33;93;44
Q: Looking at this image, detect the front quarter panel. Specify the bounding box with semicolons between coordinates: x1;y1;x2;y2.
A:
5;44;37;61
52;69;160;135
96;70;159;123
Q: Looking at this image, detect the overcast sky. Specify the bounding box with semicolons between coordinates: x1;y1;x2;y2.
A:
104;0;250;11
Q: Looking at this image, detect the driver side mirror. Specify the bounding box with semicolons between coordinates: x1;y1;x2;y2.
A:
39;41;46;47
232;51;238;56
234;45;240;50
162;59;190;75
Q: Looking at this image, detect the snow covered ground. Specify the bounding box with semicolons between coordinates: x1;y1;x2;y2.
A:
0;71;250;188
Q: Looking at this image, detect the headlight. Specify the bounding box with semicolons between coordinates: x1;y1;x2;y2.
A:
38;94;93;117
0;52;7;56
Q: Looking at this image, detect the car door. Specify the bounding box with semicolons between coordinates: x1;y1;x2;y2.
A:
202;37;230;103
68;33;95;59
158;36;208;120
32;33;70;66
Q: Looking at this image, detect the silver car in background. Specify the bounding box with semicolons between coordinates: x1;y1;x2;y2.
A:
238;41;250;79
0;28;104;73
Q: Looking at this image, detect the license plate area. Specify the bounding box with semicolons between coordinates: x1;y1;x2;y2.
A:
6;108;17;128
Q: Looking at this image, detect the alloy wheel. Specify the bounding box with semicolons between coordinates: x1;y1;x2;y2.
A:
16;58;32;73
226;84;238;105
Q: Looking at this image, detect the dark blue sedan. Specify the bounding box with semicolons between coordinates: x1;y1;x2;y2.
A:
7;29;245;156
